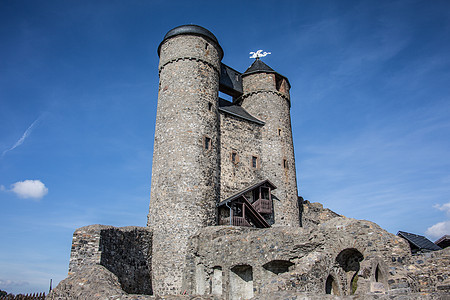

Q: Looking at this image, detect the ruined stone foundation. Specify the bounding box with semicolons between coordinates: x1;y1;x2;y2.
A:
48;207;450;299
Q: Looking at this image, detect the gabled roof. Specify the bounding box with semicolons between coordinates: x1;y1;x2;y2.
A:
218;98;265;125
397;231;442;251
435;235;450;249
218;179;277;207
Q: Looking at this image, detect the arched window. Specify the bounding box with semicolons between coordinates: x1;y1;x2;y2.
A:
263;260;294;275
212;266;222;295
325;275;339;295
230;265;253;300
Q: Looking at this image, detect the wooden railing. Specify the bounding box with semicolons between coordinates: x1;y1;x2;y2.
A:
253;198;272;214
219;216;251;226
232;216;251;227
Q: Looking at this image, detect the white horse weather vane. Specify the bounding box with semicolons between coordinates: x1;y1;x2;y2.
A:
249;50;271;59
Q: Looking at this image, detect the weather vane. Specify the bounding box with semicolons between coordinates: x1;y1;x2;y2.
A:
249;50;271;59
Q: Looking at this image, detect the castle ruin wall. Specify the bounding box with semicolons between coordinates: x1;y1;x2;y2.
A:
68;225;153;295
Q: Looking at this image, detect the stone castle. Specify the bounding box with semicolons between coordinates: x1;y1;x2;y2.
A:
49;25;449;299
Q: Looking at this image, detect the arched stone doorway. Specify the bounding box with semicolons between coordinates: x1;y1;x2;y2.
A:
335;248;364;295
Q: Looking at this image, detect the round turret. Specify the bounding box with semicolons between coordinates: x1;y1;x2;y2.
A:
240;59;299;227
157;24;223;59
149;25;222;295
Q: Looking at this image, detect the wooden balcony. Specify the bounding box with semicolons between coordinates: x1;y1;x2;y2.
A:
252;198;272;214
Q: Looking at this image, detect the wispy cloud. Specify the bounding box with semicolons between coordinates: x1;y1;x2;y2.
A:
433;202;450;216
2;115;45;157
296;101;450;234
0;279;29;290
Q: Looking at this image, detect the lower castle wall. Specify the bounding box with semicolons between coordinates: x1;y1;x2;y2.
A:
68;225;153;295
53;219;449;299
181;218;429;299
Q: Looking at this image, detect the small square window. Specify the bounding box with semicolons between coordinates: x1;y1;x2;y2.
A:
204;136;211;151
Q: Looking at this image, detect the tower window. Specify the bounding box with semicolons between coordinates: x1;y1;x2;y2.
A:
204;136;211;151
278;128;282;136
251;156;259;169
208;102;213;111
283;159;288;169
231;151;239;164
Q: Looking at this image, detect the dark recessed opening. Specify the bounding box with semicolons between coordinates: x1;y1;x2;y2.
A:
252;156;258;168
204;136;211;151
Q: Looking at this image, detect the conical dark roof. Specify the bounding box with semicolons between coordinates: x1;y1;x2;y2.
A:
243;58;275;75
242;58;291;89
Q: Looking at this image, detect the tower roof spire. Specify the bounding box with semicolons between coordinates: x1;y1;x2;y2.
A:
243;58;275;75
242;57;291;89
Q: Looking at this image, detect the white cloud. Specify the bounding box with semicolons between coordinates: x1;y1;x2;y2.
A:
10;180;48;200
426;202;450;239
433;202;450;216
426;221;450;239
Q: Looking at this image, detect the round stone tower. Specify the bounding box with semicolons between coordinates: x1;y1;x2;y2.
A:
240;59;300;227
148;25;222;295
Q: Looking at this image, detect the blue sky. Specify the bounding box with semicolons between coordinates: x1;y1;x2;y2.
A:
1;0;449;295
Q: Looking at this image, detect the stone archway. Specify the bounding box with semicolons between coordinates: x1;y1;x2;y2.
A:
335;248;364;295
230;264;253;300
262;260;294;275
370;262;387;293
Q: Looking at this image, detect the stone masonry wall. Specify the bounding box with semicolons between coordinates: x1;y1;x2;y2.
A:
53;222;449;300
181;218;425;299
219;111;264;200
149;33;221;295
68;224;105;275
68;225;152;295
388;247;450;293
241;73;299;227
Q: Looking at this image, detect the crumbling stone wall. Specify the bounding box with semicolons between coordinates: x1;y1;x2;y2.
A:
388;247;450;293
299;199;342;228
53;221;449;299
68;225;152;295
181;218;427;299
